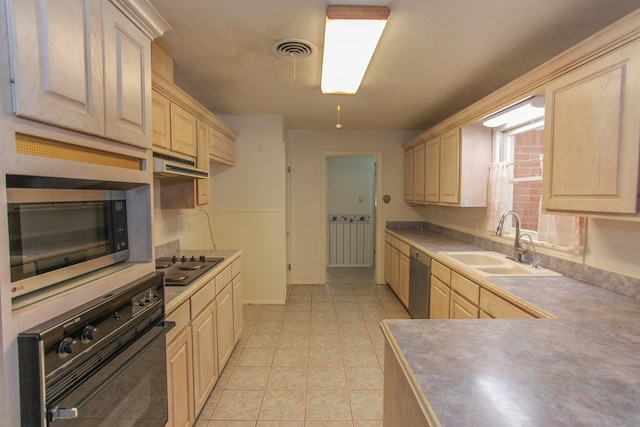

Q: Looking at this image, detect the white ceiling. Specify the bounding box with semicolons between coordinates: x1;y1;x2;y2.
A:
148;0;640;131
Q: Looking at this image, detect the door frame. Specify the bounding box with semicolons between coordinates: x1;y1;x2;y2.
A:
321;150;384;284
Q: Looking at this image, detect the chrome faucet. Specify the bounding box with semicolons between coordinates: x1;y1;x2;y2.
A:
496;210;524;262
520;233;540;268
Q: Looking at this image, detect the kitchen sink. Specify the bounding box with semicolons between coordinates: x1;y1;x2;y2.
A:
438;251;562;277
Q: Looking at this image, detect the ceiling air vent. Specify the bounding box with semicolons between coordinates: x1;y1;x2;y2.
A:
272;38;316;60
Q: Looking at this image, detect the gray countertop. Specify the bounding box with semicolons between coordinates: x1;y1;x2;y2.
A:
383;227;640;426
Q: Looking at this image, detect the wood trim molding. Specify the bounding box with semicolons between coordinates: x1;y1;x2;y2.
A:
326;5;390;20
109;0;172;39
403;9;640;149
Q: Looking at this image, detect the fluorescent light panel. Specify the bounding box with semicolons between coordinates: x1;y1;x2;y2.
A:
482;96;545;128
321;5;390;95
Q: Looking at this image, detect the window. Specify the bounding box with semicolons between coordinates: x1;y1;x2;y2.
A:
497;120;544;232
485;97;584;251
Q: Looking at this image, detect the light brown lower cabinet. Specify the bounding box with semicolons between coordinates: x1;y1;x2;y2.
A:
429;258;536;320
383;342;430;427
166;256;243;427
384;232;410;309
479;288;534;319
450;292;478;319
429;276;450;319
216;282;235;369
166;325;194;427
191;301;218;415
233;272;243;342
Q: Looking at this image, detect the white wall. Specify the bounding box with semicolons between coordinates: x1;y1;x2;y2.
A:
327;156;376;215
153;116;288;303
209;116;287;304
289;129;422;285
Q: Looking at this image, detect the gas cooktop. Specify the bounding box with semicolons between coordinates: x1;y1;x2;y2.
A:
156;255;224;286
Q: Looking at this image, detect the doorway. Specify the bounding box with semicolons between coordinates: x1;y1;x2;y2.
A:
323;153;382;284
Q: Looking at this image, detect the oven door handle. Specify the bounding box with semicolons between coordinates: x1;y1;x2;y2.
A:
48;320;175;423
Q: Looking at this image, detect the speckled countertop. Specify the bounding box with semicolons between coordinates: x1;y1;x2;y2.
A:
383;227;640;426
163;249;241;313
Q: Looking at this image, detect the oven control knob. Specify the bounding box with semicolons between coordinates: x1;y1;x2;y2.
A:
81;325;97;343
199;255;206;262
171;255;178;263
190;256;197;262
58;337;76;356
180;256;187;263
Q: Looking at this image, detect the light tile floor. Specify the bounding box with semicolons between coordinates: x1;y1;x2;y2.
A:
194;267;411;427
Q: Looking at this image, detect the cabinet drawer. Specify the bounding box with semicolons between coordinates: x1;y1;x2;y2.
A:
215;265;233;294
232;258;241;278
191;278;215;318
397;240;410;256
166;300;191;343
450;292;479;319
431;259;451;285
480;288;534;319
451;271;479;305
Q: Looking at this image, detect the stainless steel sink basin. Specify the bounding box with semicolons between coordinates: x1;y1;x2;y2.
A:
438;251;562;277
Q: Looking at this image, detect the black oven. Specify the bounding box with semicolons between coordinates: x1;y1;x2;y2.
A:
7;175;130;298
18;272;173;426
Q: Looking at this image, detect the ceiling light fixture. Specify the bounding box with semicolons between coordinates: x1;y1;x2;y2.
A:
321;5;390;95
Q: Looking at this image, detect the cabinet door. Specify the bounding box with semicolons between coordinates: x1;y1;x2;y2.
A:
450;293;478;319
216;282;235;369
390;246;400;295
425;136;440;203
209;126;226;159
196;120;210;206
10;0;105;135
429;276;450;319
439;128;460;204
479;288;534;319
398;253;410;308
413;143;426;202
384;240;392;285
233;274;244;343
224;137;236;164
152;90;171;149
543;40;640;214
404;148;414;201
192;302;218;416
170;103;198;156
103;1;150;147
167;326;194;427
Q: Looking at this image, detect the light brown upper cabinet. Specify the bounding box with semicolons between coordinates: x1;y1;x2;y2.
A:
407;122;491;207
10;0;153;148
404;148;414;202
209;127;237;165
425;136;440;203
439;128;461;204
413;142;426;202
542;39;640;215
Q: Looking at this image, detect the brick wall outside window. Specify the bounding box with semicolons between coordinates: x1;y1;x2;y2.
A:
512;129;543;231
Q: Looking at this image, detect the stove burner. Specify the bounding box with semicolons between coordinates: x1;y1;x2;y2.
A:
156;256;224;286
176;262;205;270
164;273;188;282
156;261;172;269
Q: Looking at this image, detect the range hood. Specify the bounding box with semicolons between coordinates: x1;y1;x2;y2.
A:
153;152;208;179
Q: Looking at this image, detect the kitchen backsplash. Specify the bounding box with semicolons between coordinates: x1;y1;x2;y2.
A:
387;221;640;300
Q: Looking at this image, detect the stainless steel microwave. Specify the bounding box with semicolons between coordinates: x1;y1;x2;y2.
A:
7;187;129;298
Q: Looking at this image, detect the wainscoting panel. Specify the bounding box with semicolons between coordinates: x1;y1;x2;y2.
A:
328;215;373;266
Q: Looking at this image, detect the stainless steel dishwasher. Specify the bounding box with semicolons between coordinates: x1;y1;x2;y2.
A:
409;247;431;319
